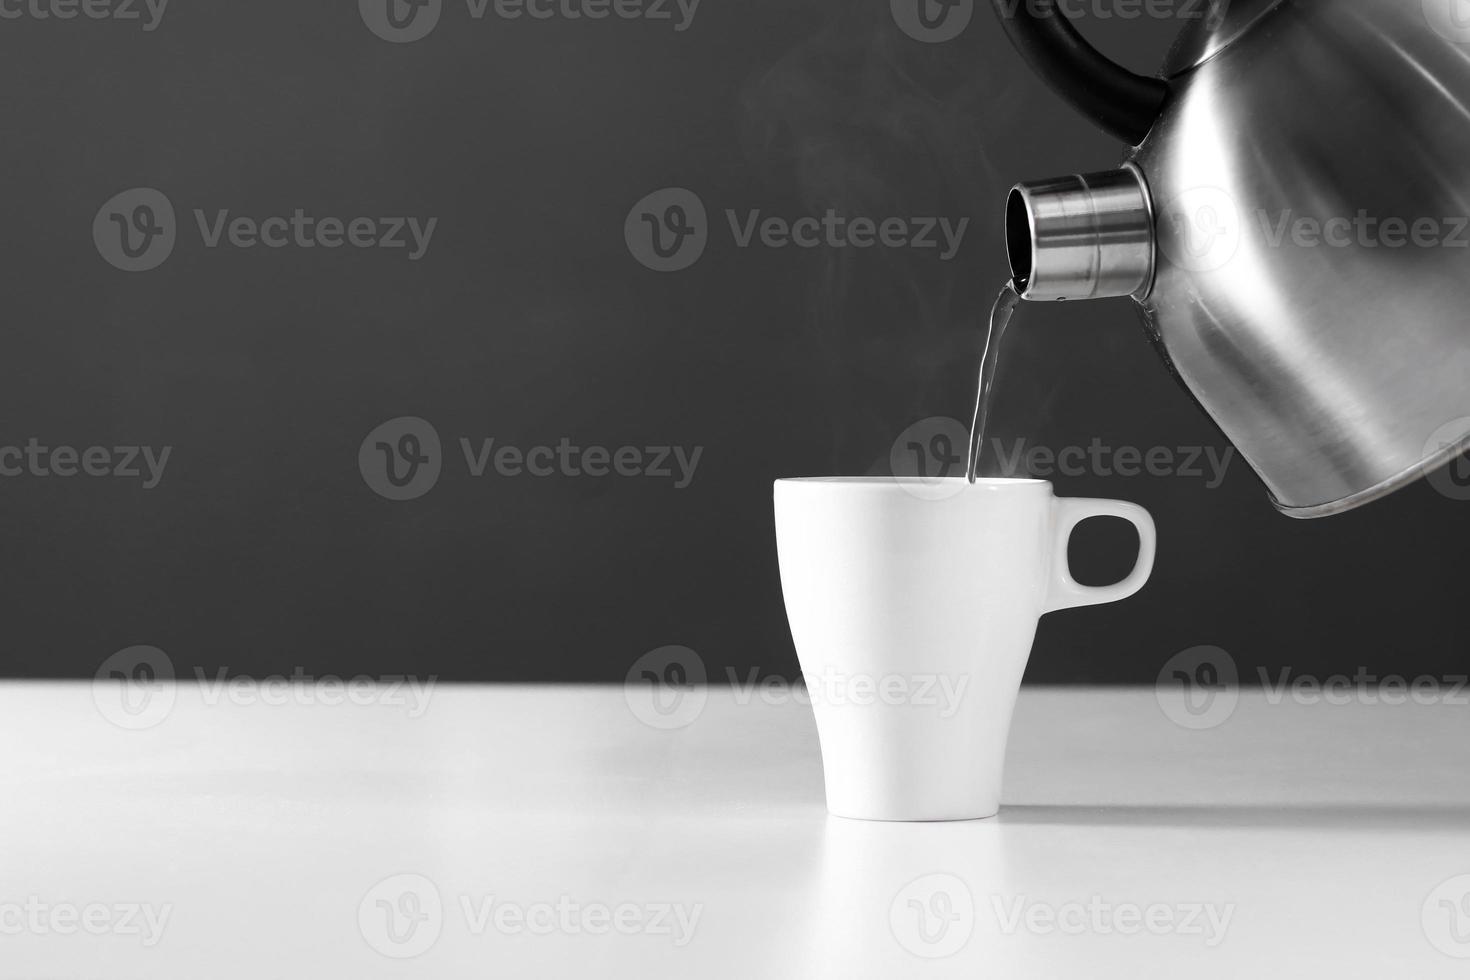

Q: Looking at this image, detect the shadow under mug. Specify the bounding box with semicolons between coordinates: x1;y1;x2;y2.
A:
774;478;1157;822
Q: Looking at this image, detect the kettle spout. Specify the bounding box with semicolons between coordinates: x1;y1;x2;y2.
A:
1006;164;1155;302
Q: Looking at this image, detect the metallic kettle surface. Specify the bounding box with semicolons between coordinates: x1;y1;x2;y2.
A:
995;0;1470;517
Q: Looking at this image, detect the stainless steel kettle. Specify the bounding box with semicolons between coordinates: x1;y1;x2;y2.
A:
995;0;1470;517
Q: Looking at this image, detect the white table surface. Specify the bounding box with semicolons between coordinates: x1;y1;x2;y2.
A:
3;681;1470;977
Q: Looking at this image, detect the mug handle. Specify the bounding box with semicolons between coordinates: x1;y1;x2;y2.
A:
1044;498;1157;613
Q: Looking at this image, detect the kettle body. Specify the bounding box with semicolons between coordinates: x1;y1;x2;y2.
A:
996;0;1470;516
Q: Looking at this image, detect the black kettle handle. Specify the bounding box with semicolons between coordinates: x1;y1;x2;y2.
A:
990;0;1169;145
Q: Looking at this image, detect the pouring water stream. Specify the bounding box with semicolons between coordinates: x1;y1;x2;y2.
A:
965;283;1022;483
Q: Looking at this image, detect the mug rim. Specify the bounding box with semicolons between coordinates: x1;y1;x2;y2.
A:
775;477;1050;489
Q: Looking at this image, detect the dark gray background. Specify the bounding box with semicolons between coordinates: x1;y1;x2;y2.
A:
1;0;1465;684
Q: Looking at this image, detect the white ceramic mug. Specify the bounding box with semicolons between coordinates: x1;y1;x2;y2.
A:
774;478;1156;822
